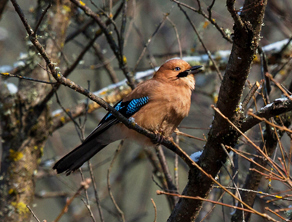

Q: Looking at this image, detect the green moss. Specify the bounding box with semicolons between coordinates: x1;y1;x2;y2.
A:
11;201;29;215
9;149;23;161
8;188;17;195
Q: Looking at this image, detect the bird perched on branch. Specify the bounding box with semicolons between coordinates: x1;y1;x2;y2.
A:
53;59;202;175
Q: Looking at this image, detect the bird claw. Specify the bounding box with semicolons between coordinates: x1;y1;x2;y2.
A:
152;131;165;145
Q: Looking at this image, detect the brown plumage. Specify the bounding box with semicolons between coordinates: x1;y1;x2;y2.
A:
53;59;202;175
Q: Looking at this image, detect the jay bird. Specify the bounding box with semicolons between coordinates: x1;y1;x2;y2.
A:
53;59;202;175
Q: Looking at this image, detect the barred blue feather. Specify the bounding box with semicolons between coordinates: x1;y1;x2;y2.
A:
101;96;149;124
126;97;149;115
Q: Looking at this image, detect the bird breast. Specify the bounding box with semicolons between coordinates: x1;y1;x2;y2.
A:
131;84;192;136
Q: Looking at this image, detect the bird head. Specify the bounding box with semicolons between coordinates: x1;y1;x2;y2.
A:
153;59;202;90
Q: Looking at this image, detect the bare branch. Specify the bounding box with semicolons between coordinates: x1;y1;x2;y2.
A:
176;3;223;80
34;2;52;35
54;178;92;222
241;97;292;132
1;72;56;84
70;0;135;89
107;141;125;222
26;205;41;222
171;0;233;43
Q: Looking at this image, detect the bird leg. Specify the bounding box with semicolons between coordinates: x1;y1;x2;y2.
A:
152;129;168;145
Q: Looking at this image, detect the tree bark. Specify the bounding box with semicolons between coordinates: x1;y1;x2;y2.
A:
0;1;72;221
168;1;268;221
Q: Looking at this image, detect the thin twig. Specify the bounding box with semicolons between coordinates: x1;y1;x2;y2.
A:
221;164;244;221
207;0;216;17
151;198;157;222
274;129;288;175
188;154;278;220
171;0;232;43
247;110;292;134
166;17;182;58
174;134;179;191
80;81;90;132
54;178;92;222
55;91;83;141
242;81;260;110
277;36;292;56
212;105;287;180
213;186;292;201
26;205;41;222
63;32;99;77
119;0;127;63
155;145;177;207
1;72;56;84
156;191;275;218
81;198;96;222
133;13;169;72
220;144;234;168
70;0;135;89
228;146;283;180
200;172;238;222
266;73;292;100
265;207;288;221
41;23;112;109
175;129;206;141
177;3;223;81
78;169;92;222
107;141;125;222
65;0;123;43
146;148;176;210
199;190;225;222
241;96;292;133
88;161;105;222
151;174;164;190
91;43;119;83
34;1;52;35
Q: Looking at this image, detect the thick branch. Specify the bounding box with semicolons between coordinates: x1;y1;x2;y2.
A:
240;97;292;133
168;1;268;221
0;1;72;221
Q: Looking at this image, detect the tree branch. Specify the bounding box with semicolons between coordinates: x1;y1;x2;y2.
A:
168;0;268;221
69;0;135;89
11;0;195;168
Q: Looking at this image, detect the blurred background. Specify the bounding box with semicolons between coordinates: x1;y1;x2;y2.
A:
1;0;292;221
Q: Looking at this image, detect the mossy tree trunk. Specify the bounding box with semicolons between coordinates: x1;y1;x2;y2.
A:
0;1;72;221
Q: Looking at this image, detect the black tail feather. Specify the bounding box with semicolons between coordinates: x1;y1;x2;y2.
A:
53;140;106;175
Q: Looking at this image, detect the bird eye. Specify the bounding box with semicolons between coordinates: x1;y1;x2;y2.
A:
174;67;181;71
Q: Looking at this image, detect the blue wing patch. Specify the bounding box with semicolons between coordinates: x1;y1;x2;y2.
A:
114;101;124;111
126;97;149;115
87;96;149;140
102;96;149;122
104;101;125;121
81;97;149;144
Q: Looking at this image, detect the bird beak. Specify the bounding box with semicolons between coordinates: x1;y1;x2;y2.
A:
189;65;203;75
177;65;202;78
